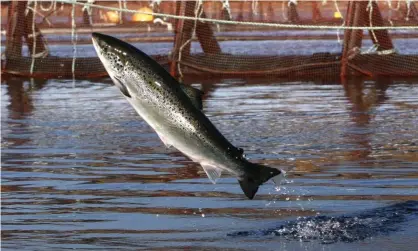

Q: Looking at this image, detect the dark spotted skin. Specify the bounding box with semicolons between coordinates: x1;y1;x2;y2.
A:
92;33;251;177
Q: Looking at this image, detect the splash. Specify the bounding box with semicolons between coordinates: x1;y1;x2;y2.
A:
229;201;418;244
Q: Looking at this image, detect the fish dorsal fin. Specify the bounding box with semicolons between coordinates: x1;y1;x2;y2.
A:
201;163;222;184
179;83;203;110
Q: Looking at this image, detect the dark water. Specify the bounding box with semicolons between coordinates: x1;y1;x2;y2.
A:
1;77;418;251
2;38;417;58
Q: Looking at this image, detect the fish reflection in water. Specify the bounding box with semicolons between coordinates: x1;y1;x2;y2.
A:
1;76;418;250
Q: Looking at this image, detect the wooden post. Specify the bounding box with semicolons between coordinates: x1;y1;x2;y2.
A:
170;1;197;77
410;2;418;20
196;9;221;55
267;2;275;22
5;1;27;68
348;2;366;51
220;1;231;21
82;8;91;27
151;1;160;14
170;1;221;78
366;1;393;51
248;1;254;21
312;1;322;22
172;1;176;15
178;1;195;57
341;1;367;77
237;1;244;21
288;1;300;23
170;1;184;77
341;1;395;78
24;2;47;57
404;1;418;20
206;1;213;18
259;1;265;22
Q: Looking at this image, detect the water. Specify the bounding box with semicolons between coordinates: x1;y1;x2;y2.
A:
2;38;418;58
1;77;418;250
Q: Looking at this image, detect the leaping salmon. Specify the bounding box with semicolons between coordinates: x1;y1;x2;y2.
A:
92;32;282;199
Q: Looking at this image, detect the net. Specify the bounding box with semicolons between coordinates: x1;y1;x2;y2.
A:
1;0;418;80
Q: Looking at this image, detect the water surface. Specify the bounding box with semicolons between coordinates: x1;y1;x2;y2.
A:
1;77;418;250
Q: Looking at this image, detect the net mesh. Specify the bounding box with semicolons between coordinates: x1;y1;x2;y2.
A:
1;0;418;80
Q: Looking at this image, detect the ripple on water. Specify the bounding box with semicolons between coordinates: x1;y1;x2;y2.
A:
1;77;418;250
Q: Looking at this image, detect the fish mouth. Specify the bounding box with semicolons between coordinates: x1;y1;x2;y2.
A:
91;32;108;60
91;32;106;46
91;32;111;53
91;32;119;53
91;33;100;50
91;33;111;73
91;32;129;78
91;32;102;42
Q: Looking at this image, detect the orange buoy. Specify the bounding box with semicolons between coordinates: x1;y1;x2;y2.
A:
106;11;120;23
132;7;154;22
334;11;342;19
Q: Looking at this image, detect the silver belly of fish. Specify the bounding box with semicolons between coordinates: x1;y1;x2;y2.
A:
126;97;241;182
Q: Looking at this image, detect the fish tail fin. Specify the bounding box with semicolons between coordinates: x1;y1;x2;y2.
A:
239;163;282;200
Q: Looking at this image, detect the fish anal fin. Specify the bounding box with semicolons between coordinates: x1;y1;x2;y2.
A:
179;84;203;110
201;163;222;184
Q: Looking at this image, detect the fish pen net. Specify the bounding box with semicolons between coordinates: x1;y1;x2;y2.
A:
1;0;418;80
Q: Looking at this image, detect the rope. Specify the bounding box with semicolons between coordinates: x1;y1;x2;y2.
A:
387;0;394;25
39;0;55;12
58;0;418;30
368;0;379;46
333;0;343;19
151;0;162;8
30;0;37;75
178;1;203;80
406;0;411;21
26;6;52;26
281;1;288;21
118;0;123;24
221;0;232;19
333;0;344;44
71;1;77;81
252;0;259;17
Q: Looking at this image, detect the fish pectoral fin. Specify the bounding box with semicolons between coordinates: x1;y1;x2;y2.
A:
201;163;222;184
179;83;204;110
156;132;172;148
113;76;132;98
